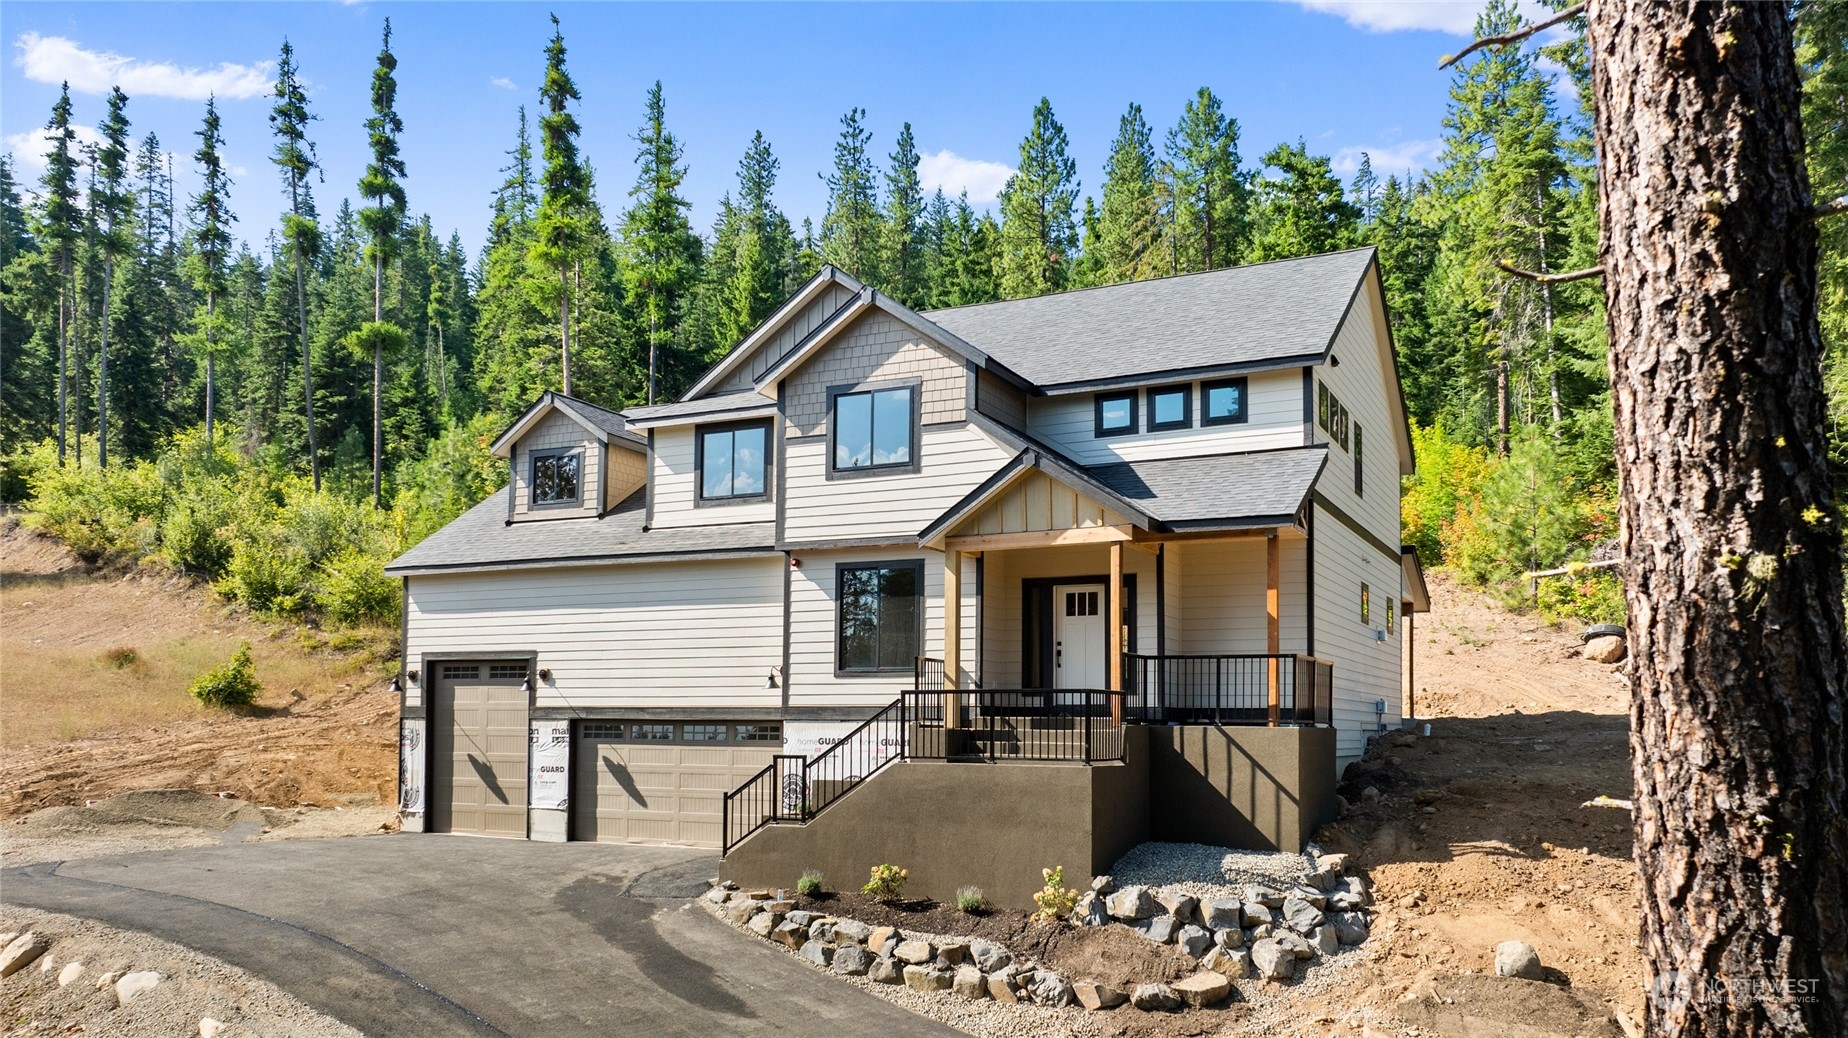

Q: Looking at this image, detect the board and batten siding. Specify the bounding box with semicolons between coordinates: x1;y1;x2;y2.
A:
511;410;602;520
782;423;1016;545
786;546;980;708
782;310;966;436
649;425;776;529
980;544;1158;688
404;558;785;711
1175;536;1309;656
1024;369;1304;466
718;281;859;392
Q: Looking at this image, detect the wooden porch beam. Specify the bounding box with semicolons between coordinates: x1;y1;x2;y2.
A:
1133;527;1284;545
946;525;1135;553
944;548;962;728
1108;539;1125;725
1267;530;1281;727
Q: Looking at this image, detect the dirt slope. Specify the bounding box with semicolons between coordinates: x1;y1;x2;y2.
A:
0;519;398;818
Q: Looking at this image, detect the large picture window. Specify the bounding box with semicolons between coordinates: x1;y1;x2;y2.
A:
697;421;770;501
532;451;581;505
1202;377;1249;425
837;561;923;672
832;385;916;472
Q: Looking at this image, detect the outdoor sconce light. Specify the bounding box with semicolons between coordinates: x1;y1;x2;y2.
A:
519;678;532;694
538;668;554;683
788;557;801;569
765;665;783;689
389;676;404;693
406;669;420;685
1330;354;1341;367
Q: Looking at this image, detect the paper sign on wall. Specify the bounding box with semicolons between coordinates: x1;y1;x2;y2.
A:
399;718;425;813
529;720;571;810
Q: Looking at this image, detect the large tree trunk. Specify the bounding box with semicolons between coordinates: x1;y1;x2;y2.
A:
1587;3;1848;1034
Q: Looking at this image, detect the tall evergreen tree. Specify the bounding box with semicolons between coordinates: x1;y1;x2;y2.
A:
91;87;133;468
621;81;700;404
1164;87;1248;272
710;131;791;351
40;84;83;465
186;97;235;448
490;106;537;247
820;107;880;284
355;18;409;505
1245;141;1358;262
1092;102;1163;284
271;39;323;488
997;97;1079;299
881;123;926;306
529;13;593;395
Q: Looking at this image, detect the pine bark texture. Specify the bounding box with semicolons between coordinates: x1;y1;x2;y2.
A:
1588;2;1848;1034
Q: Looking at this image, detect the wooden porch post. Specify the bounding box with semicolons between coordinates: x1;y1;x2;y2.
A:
1108;539;1124;724
1267;530;1281;727
944;549;962;728
1406;609;1416;721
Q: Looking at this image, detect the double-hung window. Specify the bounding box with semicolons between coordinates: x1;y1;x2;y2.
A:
832;385;916;473
1147;385;1192;431
698;420;771;502
836;561;922;672
532;450;581;505
1202;377;1249;425
1095;391;1138;437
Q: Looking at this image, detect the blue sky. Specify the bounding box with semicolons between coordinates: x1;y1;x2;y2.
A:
2;1;1521;259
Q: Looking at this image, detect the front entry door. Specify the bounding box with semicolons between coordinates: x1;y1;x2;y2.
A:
1053;584;1107;690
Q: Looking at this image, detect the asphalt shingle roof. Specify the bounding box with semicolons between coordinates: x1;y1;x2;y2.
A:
1085;447;1328;527
384;487;776;575
922;248;1375;390
621;391;775;424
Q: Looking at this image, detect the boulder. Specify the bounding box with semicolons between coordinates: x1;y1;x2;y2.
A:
1245;886;1285;908
702;886;731;905
1494;940;1545;980
1304;867;1340;892
1286;886;1329;909
1338;874;1370;901
985;973;1019;1003
1214;927;1244;950
1331;910;1371;946
1250;939;1297;981
868;926;900;950
744;889;773;901
785;909;817;928
1106;885;1156;920
1282;896;1325;935
952;965;987;1000
1155;891;1199;924
1172;971;1232;1008
746;910;782;938
1136;915;1177;944
0;933;50;978
1275;931;1315;960
115;971;164;1005
95;970;125;991
832;919;872;945
1202;898;1244;931
832;944;872;976
1202;946;1251;979
869;957;904;984
799;941;833;967
807;920;836;943
1583;635;1627;664
1175;924;1213;958
970;938;1012;973
725;900;765;925
1070;891;1110;927
762;899;796;914
893;940;935;965
57;962;85;987
1073;980;1128;1011
903;965;952;992
1248;923;1274;941
769;920;808;949
1241;902;1272;927
1316;852;1351;874
935;940;970;966
1130;982;1184;1012
1091;874;1116;895
1310;924;1340;957
1328;890;1367;912
1028;972;1075;1007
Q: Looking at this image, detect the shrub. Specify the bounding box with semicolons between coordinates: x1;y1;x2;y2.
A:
861;863;909;902
189;642;262;709
99;646;139;668
796;869;824;897
1030;866;1081;922
315;548;400;626
955;886;986;913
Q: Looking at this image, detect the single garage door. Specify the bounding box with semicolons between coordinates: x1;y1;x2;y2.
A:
573;721;781;847
429;661;530;837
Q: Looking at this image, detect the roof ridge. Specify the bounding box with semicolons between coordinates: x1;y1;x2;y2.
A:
1085;442;1331;470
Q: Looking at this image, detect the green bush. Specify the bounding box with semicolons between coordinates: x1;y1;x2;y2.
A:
315;548;400;626
861;863;909;902
189;642;262;709
955;886;986;913
1030;866;1081;922
795;869;823;897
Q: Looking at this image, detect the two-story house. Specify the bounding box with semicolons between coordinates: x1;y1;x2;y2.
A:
385;246;1427;896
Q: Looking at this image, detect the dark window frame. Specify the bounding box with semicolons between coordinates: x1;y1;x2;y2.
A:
530;448;585;508
834;559;926;676
1360;582;1371;624
1353;422;1364;497
1094;390;1139;438
827;380;922;480
1145;383;1193;432
694;418;774;505
1201;376;1251;426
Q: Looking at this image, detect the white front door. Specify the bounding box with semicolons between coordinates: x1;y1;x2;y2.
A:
1053;584;1107;690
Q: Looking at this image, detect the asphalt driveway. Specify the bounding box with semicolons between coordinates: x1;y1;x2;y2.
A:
2;835;962;1037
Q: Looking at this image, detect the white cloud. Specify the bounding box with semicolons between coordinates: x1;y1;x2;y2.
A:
918;149;1013;205
489;76;518;91
1293;1;1483;35
1332;139;1442;177
14;31;273;101
4;123;104;173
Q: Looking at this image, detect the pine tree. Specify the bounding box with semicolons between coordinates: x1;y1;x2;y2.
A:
271;39;323;488
1164;87;1248;272
1798;0;1848;485
529;13;593;396
621;81;700;404
40;84;83;465
820;108;880;284
997;98;1079;299
91;87;133;468
354;18;409;505
490;106;537;247
1092;103;1163;285
711;131;792;351
882;123;926;305
1246;141;1358;262
186;97;235;448
931;193;1001;308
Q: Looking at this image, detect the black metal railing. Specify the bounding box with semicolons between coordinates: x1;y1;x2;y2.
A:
900;689;1127;763
1123;653;1334;726
914;656;946;691
722;697;908;856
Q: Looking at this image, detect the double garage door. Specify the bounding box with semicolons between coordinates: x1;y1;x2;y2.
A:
427;662;777;847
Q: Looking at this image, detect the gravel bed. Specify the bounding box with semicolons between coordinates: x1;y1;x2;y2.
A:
1109;841;1312;902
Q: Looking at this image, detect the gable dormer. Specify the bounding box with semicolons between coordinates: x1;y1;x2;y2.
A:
491;392;647;522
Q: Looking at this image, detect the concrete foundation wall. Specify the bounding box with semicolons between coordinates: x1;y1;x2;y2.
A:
1146;725;1337;852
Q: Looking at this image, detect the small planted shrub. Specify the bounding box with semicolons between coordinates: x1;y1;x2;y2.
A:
99;646;139;669
955;886;986;914
189;642;261;709
796;869;824;897
862;863;909;902
1030;865;1081;922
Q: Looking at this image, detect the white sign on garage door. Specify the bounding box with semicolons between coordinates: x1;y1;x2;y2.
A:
530;720;571;810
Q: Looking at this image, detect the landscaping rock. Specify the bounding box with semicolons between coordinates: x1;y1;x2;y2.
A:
799;941;833;967
952;965;987;1000
769;920;808;950
1248;923;1274;941
903;965;952;992
1304;867;1340;892
725;900;764;925
868;925;899;948
1175;924;1213;958
0;933;50;978
1106;885;1156;920
1282;896;1325;934
970;938;1012;972
1172;971;1232;1007
115;971;164;1005
1091;874;1116;895
1250;939;1296;981
1241;901;1271;927
1316;852;1351;874
1202;898;1244;931
869;957;904;984
893;940;935;965
1275;931;1315;960
1070;891;1110;927
702;886;731;905
1215;927;1244;950
785;910;817;928
1131;983;1184;1012
1028;972;1075;1008
57;962;84;987
1136;915;1177;944
1074;980;1127;1011
1494;940;1545;980
762;899;796;914
1202;946;1251;979
1155;891;1199;923
95;970;125;991
744;889;773;901
1310;924;1340;957
746;909;783;937
1331;910;1371;946
1244;886;1284;908
807;920;836;943
832;919;871;945
985;973;1019;1003
936;940;970;966
1328;890;1367;911
1583;635;1626;664
832;944;872;976
1286;886;1329;909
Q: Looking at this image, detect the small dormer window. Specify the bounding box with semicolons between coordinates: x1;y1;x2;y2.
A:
831;383;918;475
1203;377;1249;425
1095;391;1137;437
698;420;771;502
532;450;581;505
1147;385;1192;431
